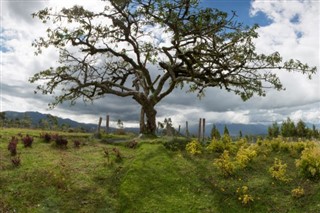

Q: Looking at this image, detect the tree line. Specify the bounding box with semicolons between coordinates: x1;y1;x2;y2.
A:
268;118;319;139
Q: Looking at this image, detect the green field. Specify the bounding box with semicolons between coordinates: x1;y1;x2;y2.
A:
1;128;320;212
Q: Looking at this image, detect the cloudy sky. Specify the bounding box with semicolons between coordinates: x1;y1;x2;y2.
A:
1;0;319;128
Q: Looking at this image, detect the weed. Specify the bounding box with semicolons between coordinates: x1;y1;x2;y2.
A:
126;140;138;149
11;155;21;167
7;136;18;156
22;134;33;148
40;132;52;143
236;186;254;206
73;140;81;148
103;148;110;163
112;148;122;162
55;136;68;148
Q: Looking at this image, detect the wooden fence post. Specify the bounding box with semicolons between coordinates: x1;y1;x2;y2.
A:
202;118;206;142
186;121;189;137
97;117;102;134
198;118;202;142
106;115;110;134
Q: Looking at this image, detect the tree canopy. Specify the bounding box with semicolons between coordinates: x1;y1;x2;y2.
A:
30;0;317;135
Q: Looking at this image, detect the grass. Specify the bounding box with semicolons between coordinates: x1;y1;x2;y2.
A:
1;128;320;212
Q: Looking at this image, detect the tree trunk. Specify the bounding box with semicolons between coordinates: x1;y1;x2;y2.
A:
140;107;146;134
139;105;157;135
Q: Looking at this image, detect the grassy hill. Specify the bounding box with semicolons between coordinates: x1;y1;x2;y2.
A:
1;128;320;212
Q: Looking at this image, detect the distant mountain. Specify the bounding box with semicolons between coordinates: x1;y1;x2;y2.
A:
3;111;318;136
183;123;268;137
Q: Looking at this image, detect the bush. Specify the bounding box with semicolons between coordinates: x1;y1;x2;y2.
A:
213;151;236;177
296;146;320;179
8;136;18;156
22;134;33;148
269;158;291;182
291;186;305;198
235;145;257;169
185;140;202;155
40;133;52;143
206;138;225;153
163;138;190;151
55;136;68;148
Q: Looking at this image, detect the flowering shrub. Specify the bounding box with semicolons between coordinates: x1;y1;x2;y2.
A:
296;146;320;179
206;138;225;153
206;135;234;153
291;186;305;198
186;140;202;155
213;151;236;177
236;186;254;206
269;158;291;182
235;145;257;169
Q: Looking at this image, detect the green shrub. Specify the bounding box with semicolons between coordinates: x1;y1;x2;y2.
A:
163;138;190;151
185;140;202;155
296;146;320;179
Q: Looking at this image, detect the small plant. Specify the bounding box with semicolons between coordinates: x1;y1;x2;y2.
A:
236;186;254;206
112;148;122;162
163;138;189;151
126;140;138;149
55;136;68;148
186;140;202;155
73;140;81;148
269;158;291;182
8;136;18;156
11;155;21;167
40;132;52;143
296;146;320;179
103;148;110;163
22;134;33;148
213;150;236;177
291;186;305;198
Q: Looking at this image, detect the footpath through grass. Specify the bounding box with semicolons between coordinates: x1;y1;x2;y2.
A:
1;128;320;212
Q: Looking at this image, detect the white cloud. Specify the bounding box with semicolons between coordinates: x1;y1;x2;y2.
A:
0;0;319;126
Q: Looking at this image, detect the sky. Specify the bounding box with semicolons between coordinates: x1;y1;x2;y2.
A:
0;0;319;128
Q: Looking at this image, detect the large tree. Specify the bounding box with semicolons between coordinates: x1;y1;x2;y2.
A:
30;0;316;135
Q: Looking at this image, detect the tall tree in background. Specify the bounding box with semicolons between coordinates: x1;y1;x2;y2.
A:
268;121;280;138
281;117;296;137
211;124;221;139
30;0;316;135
